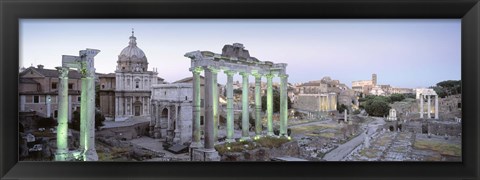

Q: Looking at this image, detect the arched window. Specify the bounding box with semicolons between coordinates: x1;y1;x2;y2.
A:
136;81;139;89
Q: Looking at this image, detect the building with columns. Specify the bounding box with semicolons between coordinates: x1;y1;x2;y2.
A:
98;31;163;121
416;88;439;119
185;43;289;161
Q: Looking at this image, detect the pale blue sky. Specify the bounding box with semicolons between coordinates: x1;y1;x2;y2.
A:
20;19;461;88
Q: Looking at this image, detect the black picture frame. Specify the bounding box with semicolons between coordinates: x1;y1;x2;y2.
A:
1;0;479;179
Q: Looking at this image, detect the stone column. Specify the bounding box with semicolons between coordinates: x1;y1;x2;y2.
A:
327;93;331;111
253;73;262;136
427;95;431;119
130;97;133;115
420;95;424;118
266;74;274;136
46;95;51;117
435;95;439;119
191;67;202;147
210;68;220;142
204;67;215;149
83;74;97;161
344;110;348;122
115;97;118;116
225;70;235;142
279;74;288;136
240;72;250;140
55;67;69;161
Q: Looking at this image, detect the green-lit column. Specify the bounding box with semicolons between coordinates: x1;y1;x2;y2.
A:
240;72;251;140
84;75;98;161
266;74;274;136
55;67;69;161
253;73;262;136
210;68;219;142
225;70;236;142
191;67;203;147
279;74;289;136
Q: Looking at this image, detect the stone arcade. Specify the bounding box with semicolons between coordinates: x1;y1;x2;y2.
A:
185;43;289;161
55;48;100;161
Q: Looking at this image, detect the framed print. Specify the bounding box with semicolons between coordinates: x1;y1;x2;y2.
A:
1;0;479;179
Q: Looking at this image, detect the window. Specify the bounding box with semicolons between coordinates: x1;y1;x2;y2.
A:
68;83;73;90
54;110;58;118
33;96;39;103
101;84;105;89
51;82;57;89
185;96;188;101
122;67;125;70
200;116;204;125
78;96;81;102
136;81;139;89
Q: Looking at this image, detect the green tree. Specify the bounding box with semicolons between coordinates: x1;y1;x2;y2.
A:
431;80;461;98
69;110;105;131
389;93;405;102
337;103;348;113
261;89;292;113
364;97;390;117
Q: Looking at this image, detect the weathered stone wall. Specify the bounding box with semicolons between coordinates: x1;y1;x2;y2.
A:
427;121;462;136
294;95;320;112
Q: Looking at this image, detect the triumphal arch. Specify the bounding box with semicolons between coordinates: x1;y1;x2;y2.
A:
185;43;289;161
55;48;100;161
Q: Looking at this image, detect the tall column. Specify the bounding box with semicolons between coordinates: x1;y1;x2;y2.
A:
435;95;439;119
266;74;274;136
191;67;202;147
420;95;424;118
225;70;235;142
130;97;133;115
204;67;215;149
427;95;431;119
80;48;100;161
253;73;262;136
55;67;69;161
327;93;330;111
240;72;250;140
279;74;288;136
46;95;51;117
210;68;219;142
115;97;118;116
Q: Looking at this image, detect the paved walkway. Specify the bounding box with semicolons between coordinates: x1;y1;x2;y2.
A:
323;117;385;161
102;116;150;129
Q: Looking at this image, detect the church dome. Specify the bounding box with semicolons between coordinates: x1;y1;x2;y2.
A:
119;33;146;60
117;30;149;73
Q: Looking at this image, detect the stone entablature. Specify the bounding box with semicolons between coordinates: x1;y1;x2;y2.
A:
416;88;439;119
294;93;337;112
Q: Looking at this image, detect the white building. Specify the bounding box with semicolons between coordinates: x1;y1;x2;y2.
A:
114;31;159;121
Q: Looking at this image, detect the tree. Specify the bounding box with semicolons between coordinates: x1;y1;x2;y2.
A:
364;97;390;117
431;80;461;98
69;110;105;131
389;93;405;102
261;89;292;113
337;103;348;113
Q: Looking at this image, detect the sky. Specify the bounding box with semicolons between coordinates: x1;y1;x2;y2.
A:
20;19;461;88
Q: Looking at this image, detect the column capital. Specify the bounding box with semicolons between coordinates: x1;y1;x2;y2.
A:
279;74;289;78
191;66;203;74
205;66;220;74
239;72;250;77
55;66;70;78
265;73;274;79
224;70;236;76
252;72;263;78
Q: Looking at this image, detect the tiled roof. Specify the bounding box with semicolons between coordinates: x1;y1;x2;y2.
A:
20;67;82;79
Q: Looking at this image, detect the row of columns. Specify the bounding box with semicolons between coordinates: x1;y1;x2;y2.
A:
419;94;439;119
55;67;97;161
191;66;289;151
